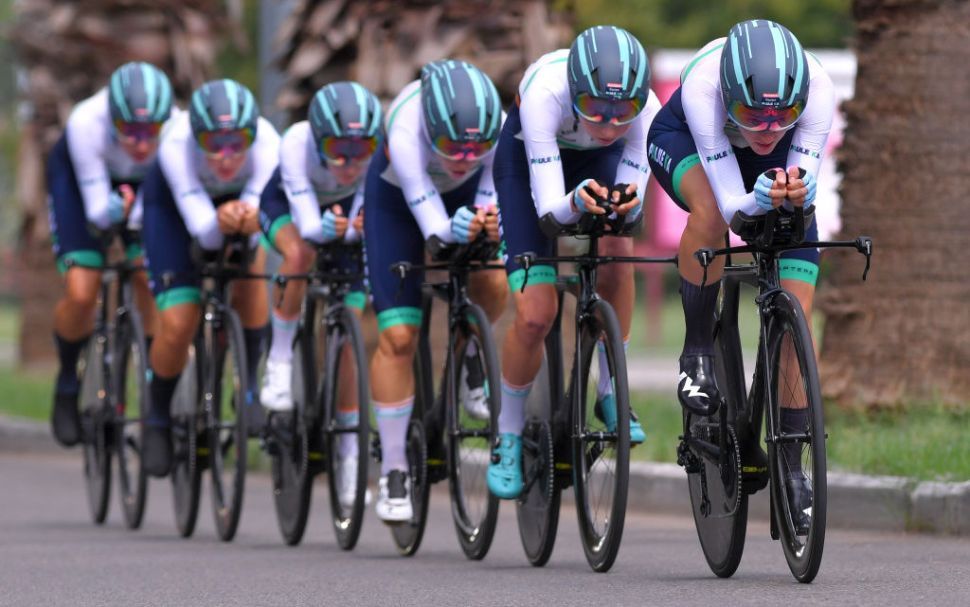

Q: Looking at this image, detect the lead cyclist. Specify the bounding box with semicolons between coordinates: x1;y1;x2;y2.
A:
646;19;836;532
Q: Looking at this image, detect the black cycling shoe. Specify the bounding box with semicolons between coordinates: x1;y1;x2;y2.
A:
51;390;81;447
677;354;721;417
786;474;814;535
243;396;266;438
143;425;173;478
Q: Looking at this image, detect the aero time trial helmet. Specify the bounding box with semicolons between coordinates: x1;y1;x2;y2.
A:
108;62;172;139
189;79;259;155
567;26;651;126
420;60;502;161
309;81;382;165
719;20;810;132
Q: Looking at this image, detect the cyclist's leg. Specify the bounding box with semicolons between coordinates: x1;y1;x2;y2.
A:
141;163;202;476
364;154;422;521
230;241;270;431
647;88;727;416
47;133;105;446
491;106;558;498
258;171;313;412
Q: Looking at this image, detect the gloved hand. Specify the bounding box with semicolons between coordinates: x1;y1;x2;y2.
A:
572;178;610;215
321;208;341;242
108;190;126;225
450;205;480;243
754;169;786;212
800;170;818;208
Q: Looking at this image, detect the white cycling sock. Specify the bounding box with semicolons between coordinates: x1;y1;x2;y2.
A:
269;311;298;364
498;377;532;435
335;410;359;459
596;338;629;399
375;396;413;475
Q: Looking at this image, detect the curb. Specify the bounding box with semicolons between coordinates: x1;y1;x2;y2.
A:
2;415;966;536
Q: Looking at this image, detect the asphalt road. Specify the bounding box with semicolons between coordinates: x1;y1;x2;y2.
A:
1;452;967;606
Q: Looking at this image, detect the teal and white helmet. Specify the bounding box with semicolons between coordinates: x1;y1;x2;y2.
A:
309;81;382;142
189;79;259;138
719;20;809;131
108;62;173;124
567;26;651;108
420;60;502;148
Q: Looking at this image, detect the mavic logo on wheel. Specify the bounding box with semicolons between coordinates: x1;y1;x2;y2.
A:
678;372;708;399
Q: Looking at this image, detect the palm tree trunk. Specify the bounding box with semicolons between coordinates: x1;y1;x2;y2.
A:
818;0;970;409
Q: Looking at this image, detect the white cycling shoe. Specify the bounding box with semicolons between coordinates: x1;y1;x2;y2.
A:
260;359;293;412
375;470;412;523
459;354;490;421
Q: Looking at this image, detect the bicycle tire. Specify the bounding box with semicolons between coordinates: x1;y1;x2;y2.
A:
115;307;149;530
516;350;561;567
324;306;371;550
208;309;248;542
171;340;202;538
79;335;112;525
765;290;826;583
446;302;499;560
687;280;749;578
270;320;315;546
572;298;630;572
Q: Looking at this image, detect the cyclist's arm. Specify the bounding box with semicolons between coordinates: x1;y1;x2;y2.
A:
786;61;836;185
239;117;281;209
343;185;365;243
614;90;662;219
682;74;758;222
388;124;455;243
520;85;579;224
65;104;113;230
280;126;326;243
159;124;223;250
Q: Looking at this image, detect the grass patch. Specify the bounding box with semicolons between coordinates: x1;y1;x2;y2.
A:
0;300;17;345
630;391;970;482
0;366;52;422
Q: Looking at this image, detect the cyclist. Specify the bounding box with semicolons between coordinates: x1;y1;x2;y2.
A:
487;26;661;499
258;81;381;507
140;79;279;477
646;19;835;531
364;60;508;522
47;61;172;447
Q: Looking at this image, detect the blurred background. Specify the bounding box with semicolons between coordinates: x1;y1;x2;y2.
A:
0;0;966;482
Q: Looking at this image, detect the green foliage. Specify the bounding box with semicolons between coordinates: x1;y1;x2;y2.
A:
216;0;261;93
574;0;852;49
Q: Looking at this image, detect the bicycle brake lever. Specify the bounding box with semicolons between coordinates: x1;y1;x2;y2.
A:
514;252;535;293
391;262;411;299
855;237;873;281
694;248;715;288
273;274;287;309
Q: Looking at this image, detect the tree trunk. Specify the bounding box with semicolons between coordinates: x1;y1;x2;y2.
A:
818;0;970;409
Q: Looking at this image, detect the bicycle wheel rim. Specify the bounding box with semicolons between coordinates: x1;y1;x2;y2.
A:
572;299;629;572
270;324;313;546
80;337;112;525
446;303;499;560
390;419;429;556
116;309;149;529
324;308;370;550
208;311;248;542
171;344;201;538
766;292;826;583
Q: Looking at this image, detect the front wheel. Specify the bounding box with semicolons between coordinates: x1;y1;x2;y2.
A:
765;291;826;583
446;303;499;560
572;299;630;573
323;307;370;550
79;335;112;525
390;419;429;556
115;307;149;529
207;310;248;542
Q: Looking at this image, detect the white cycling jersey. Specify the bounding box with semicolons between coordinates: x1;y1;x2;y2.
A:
157;112;280;250
278;121;366;243
381;79;504;243
65;88;173;230
680;38;836;222
517;49;662;224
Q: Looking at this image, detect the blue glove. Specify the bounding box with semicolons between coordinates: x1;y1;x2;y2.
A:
321;209;340;242
450;206;478;243
753;172;777;212
573;178;598;214
108;190;126;225
801;171;818;208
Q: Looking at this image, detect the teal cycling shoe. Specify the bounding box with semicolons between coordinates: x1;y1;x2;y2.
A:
594;393;646;444
487;433;523;499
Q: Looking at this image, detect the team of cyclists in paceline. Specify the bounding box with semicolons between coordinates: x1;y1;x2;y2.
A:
45;18;833;563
